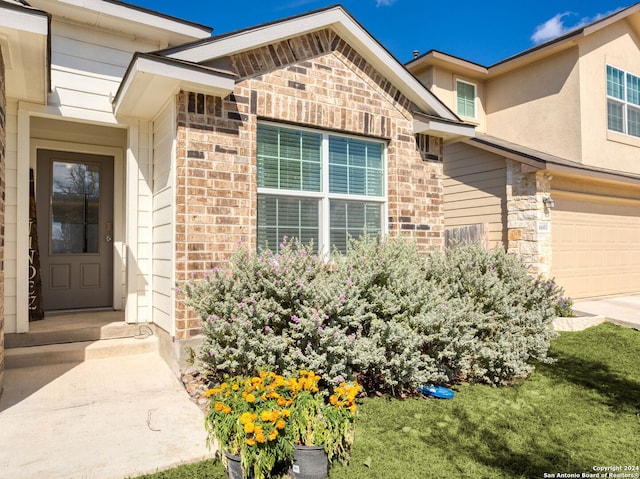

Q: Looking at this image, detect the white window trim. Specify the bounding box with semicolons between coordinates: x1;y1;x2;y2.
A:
256;122;388;257
455;78;477;120
606;64;640;139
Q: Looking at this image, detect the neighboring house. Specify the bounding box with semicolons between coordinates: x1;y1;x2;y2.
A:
0;0;474;386
407;3;640;300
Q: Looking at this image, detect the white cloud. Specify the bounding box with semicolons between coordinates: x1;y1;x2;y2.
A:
376;0;397;6
531;12;572;43
531;8;624;44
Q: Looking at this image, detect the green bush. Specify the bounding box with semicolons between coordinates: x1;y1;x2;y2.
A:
182;237;561;392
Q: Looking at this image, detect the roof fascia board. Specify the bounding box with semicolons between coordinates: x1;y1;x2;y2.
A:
414;116;476;143
406;50;488;76
28;0;211;40
114;53;236;118
166;6;458;121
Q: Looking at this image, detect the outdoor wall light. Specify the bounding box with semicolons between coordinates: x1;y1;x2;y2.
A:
543;196;555;208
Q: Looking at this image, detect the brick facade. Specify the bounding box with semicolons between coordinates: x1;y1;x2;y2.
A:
0;47;6;392
174;30;444;339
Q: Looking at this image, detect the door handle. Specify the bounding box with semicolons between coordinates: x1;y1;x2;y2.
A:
105;234;113;243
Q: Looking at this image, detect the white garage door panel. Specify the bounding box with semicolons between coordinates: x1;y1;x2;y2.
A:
552;194;640;299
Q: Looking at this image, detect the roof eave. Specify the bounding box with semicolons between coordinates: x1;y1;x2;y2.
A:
114;53;236;119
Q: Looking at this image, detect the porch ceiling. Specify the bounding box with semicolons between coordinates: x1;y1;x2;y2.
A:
0;3;49;104
113;53;236;119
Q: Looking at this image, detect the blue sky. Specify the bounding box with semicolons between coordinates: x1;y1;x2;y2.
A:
128;1;630;65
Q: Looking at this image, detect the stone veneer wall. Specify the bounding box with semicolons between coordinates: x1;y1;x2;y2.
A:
0;47;6;392
173;29;445;339
506;159;552;278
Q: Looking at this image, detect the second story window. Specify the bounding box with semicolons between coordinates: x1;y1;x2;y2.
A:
607;65;640;138
456;79;476;119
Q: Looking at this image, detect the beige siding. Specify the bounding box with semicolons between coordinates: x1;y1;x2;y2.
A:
578;20;640;175
486;48;582;163
151;101;175;334
49;20;159;113
443;142;506;248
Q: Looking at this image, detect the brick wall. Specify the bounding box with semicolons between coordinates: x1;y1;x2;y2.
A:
174;30;444;339
0;47;6;391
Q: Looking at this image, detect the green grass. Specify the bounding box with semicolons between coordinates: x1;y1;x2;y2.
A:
132;323;640;479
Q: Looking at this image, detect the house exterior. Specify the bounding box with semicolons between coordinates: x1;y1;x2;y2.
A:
407;3;640;300
0;0;474;388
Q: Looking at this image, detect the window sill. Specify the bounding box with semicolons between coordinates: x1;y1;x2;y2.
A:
606;130;640;148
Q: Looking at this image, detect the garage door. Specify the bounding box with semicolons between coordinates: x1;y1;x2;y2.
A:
551;193;640;299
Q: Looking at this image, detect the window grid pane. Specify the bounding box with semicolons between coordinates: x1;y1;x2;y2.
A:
628;105;640;138
329;200;382;253
607;65;625;100
257;124;322;192
608;100;624;133
329;137;384;196
626;73;640;106
257;195;319;252
456;81;475;117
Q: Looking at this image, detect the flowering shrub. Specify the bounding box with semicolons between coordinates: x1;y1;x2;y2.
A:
205;370;360;478
183;237;562;391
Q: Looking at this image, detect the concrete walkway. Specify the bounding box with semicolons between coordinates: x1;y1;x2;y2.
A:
573;295;640;330
0;352;213;479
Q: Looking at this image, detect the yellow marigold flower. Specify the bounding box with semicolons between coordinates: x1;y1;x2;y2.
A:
282;409;291;418
300;369;308;376
337;401;344;408
277;397;287;407
256;433;266;444
276;419;286;430
240;412;253;425
246;438;256;446
214;401;224;411
222;405;232;414
246;393;256;403
269;430;278;441
220;382;228;390
205;389;217;397
260;371;267;379
329;395;338;405
349;405;357;413
260;410;271;422
232;384;239;391
244;422;255;434
254;425;264;435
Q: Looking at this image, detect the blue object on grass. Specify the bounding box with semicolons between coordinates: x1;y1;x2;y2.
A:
418;385;455;399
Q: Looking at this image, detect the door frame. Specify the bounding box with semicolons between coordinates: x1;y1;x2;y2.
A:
31;139;125;313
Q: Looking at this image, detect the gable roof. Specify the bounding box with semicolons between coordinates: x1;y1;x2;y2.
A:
407;2;640;77
157;5;463;123
116;4;475;143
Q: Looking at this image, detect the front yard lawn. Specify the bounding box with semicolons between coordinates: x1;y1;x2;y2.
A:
133;322;640;479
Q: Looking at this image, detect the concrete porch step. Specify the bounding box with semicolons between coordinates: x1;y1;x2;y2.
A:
5;335;159;369
5;321;151;348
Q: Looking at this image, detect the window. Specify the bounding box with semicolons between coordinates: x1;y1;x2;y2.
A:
607;65;640;138
257;123;385;254
456;79;476;118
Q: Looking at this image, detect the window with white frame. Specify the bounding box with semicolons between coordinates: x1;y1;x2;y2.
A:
606;65;640;138
456;79;476;118
257;123;386;254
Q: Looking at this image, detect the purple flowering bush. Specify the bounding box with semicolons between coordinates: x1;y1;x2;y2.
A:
183;237;564;392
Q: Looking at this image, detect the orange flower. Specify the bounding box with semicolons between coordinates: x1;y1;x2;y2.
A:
246;438;256;446
268;430;278;441
246;393;256;403
214;401;224;411
329;395;338;405
276;419;286;430
256;433;266;444
222;405;232;414
244;422;255;434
